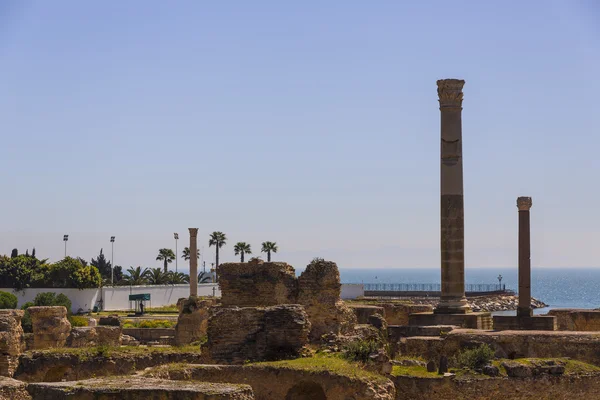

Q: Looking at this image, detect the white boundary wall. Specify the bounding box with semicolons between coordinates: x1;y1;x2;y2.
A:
1;283;363;313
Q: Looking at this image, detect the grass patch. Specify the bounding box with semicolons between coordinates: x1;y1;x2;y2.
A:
391;365;442;378
253;354;388;383
122;319;176;329
31;345;200;360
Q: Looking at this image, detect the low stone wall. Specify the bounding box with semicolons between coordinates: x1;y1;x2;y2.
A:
206;305;310;364
27;377;254;400
0;310;25;377
217;260;298;307
394;330;600;366
174;296;213;346
547;309;600;331
392;373;600;400
493;315;556;331
122;328;174;343
68;326;121;348
28;307;71;350
146;363;396;400
348;305;385;324
14;350;203;382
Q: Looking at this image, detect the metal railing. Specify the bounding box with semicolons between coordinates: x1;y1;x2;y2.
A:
362;283;505;292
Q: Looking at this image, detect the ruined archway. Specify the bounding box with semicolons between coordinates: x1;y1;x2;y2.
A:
285;381;327;400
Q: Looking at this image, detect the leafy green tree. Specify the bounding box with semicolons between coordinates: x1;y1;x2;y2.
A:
182;247;200;261
167;271;190;284
123;266;149;285
113;265;124;283
48;257;102;289
156;248;175;273
10;249;17;258
0;291;18;309
209;231;227;268
233;242;252;262
91;249;112;280
147;268;170;285
261;241;278;262
198;271;213;283
0;255;49;290
31;248;36;258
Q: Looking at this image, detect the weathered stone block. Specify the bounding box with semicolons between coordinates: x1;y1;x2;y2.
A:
349;304;385;324
218;259;298;307
98;315;121;327
174;296;214;346
297;260;357;341
206;305;310;364
68;326;121;348
547;309;600;331
28;306;71;350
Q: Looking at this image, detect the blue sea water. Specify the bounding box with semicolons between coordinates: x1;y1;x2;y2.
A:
339;267;600;310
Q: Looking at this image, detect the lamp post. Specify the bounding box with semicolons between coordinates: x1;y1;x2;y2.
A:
63;235;69;258
110;236;116;285
497;274;503;290
174;233;179;273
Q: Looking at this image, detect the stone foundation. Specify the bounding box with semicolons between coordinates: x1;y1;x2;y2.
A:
394;329;600;366
388;325;456;340
349;305;385;324
217;260;297;307
408;312;492;330
146;363;396;400
378;303;434;325
121;328;174;344
174;296;214;345
27;307;71;350
493;315;557;331
26;377;254;399
547;309;600;331
0;310;25;377
67;326;122;348
206;305;310;364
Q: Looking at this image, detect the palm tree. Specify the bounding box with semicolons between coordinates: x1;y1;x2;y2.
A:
182;247;200;261
167;271;190;284
123;266;149;285
156;248;175;273
234;242;252;262
198;271;213;283
208;232;227;268
261;241;278;262
147;267;170;285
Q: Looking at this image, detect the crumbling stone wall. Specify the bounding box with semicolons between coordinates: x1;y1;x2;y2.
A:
174;296;214;346
68;326;121;348
297;259;357;341
28;306;71;350
547;309;600;331
0;310;25;377
206;305;310;364
217;260;298;307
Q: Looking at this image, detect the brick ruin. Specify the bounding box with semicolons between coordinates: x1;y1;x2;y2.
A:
205;258;356;363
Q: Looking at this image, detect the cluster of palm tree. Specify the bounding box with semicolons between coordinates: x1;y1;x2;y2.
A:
208;232;278;263
121;266;212;286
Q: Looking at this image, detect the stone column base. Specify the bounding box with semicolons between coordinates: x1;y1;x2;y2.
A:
409;312;492;330
434;298;471;315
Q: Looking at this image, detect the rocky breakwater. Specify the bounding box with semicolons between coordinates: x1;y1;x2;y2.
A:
410;294;547;313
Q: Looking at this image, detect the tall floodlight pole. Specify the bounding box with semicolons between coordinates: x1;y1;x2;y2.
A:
63;235;69;258
174;233;179;273
110;236;116;285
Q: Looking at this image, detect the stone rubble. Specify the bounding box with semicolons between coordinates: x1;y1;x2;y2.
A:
406;295;547;313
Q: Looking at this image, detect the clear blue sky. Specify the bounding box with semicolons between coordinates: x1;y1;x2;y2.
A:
1;1;599;272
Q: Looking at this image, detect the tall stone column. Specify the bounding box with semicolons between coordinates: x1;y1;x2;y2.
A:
517;197;533;317
189;228;199;297
435;79;470;314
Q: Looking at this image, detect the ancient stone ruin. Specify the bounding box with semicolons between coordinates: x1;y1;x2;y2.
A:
28;307;71;350
0;310;25;377
174;296;215;346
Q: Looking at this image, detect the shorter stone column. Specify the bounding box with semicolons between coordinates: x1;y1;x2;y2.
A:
517;197;533;317
28;306;71;349
189;228;199;297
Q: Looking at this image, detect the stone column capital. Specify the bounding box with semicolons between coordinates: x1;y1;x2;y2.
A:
188;228;198;238
517;197;532;211
437;79;465;109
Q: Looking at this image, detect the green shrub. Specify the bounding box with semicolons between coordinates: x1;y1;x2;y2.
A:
0;291;18;309
454;344;495;370
342;340;380;363
122;319;176;329
69;315;89;327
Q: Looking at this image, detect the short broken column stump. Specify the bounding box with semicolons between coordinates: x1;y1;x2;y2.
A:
26;377;255;399
28;306;71;350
